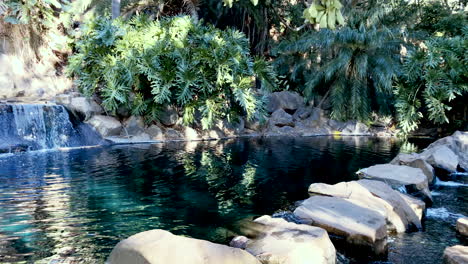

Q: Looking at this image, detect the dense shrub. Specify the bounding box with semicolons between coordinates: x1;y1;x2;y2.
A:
67;16;275;129
395;28;468;134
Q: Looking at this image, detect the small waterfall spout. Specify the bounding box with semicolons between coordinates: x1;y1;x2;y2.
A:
0;104;104;153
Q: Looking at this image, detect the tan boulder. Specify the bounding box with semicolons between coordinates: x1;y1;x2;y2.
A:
456;218;468;237
86;115;122;137
357;164;432;204
293;196;387;255
232;215;336;264
108;229;260;264
443;245;468;264
308;180;422;232
391;153;435;184
398;192;426;221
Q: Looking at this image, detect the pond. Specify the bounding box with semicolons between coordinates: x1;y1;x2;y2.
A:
0;136;465;263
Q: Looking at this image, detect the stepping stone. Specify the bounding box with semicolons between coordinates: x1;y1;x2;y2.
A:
308;180;422;232
231;215;336;264
443;245;468;264
108;229;260;264
456;218;468;237
357;164;432;204
293;196;387;256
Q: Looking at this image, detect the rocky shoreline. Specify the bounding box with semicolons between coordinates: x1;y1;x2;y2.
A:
54;91;396;145
106;131;467;264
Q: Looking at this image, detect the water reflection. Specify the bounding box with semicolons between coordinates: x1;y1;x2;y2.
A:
0;136;426;262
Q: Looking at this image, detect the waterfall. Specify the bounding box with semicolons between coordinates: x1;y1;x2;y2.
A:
0;104;104;153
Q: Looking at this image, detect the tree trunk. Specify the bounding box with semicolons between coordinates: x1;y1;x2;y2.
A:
112;0;121;19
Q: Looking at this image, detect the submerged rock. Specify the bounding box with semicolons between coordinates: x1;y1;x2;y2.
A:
108;229;260;264
443;245;468;264
86;115;122;137
308;180;422;233
456;218;468;237
232;215;336;264
293;196;387;256
357;164;432;204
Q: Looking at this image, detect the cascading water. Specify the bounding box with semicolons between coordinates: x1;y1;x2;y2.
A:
0;103;105;153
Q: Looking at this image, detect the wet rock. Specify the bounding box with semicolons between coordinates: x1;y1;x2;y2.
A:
357;164;432;204
398;193;426;221
293;196;387;256
159;105;178;126
86;115;122;137
108;229;261;264
232;215;336;264
308;180;422;233
245;118;263;131
456;218;468;237
267;91;304;113
146;125;164;141
421;145;459;173
60;96;103;121
443;245;468;264
391;153;435;184
122;116;145;136
164;128;182;140
327;120;346;131
296;108;324;128
269;109;294;127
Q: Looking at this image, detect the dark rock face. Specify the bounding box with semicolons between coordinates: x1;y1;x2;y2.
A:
269;109;295;127
266;91;304;113
0;103;104;153
159;105;179;126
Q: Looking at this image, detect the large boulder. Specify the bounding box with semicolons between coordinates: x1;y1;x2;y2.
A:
443;245;468;264
108;229;260;264
456;218;468;237
391;153;435;184
57;96;103;121
146;125;164;141
184;126;200;141
266;91;304;113
295;107;325;128
269;109;294;127
293;196;387;256
421;145;459;173
86;115;122;137
357;164;432;204
122;116;146;136
424;131;468;171
159;105;178;126
164;128;182;140
231;215;336;264
308;180;422;232
216;118;245;137
341;121;370;135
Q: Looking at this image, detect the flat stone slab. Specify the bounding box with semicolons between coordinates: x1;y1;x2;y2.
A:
308;180;422;232
293;196;387;255
357;164;432;203
391;153;435;184
456;218;468;237
443;245;468;264
232;215;336;264
108;229;260;264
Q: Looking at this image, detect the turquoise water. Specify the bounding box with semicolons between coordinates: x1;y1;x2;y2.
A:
1;136;459;263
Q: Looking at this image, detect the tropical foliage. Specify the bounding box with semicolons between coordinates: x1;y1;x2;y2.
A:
395;28;468;134
273;6;402;122
67;16;275;129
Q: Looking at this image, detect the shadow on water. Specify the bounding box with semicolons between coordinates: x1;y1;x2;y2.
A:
0;136;439;262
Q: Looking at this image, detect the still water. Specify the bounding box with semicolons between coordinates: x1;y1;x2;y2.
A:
0;136;464;263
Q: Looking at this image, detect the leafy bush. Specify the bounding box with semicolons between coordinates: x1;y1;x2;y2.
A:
68;16;275;129
273;8;402;121
395;28;468;134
